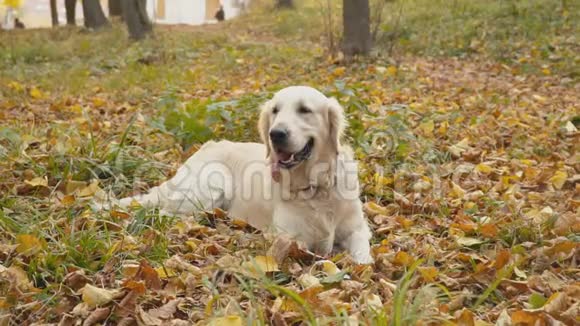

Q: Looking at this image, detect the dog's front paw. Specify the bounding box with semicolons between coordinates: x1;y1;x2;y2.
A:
352;252;374;265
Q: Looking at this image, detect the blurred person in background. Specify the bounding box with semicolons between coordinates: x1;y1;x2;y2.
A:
215;5;224;22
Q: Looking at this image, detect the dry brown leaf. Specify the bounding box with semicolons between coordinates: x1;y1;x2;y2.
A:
164;254;202;275
82;307;110;326
116;290;140;318
267;234;294;264
136;305;162;326
543;292;567;315
148;299;182;320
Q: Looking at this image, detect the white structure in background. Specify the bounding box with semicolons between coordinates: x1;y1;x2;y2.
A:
0;0;248;29
2;6;15;29
146;0;247;25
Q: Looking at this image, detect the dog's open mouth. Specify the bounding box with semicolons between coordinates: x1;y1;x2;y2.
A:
275;138;314;169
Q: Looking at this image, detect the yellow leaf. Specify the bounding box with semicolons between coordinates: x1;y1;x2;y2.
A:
332;67;346;77
77;180;102;197
29;87;43;99
448;138;470;157
395;216;414;229
418;266;438;282
321;260;341;276
418;120;434;137
386;66;398;76
25;176;48;187
450;182;466;199
475;163;493;174
297;274;321;288
393;251;414;267
79;284;119;308
242;256;279;277
4;0;21;8
438;121;449;136
549;170;567;189
7;81;23;91
185;240;198;250
155;267;177;279
363;202;390;217
16;234;45;256
61;195;76;207
542;68;551;75
210;315;243;326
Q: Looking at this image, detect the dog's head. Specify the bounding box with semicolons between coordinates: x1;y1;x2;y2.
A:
258;86;346;183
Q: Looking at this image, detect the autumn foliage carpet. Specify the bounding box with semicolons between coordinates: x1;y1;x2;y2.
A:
0;1;579;325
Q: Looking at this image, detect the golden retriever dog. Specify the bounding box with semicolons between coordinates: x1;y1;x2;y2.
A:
109;86;373;263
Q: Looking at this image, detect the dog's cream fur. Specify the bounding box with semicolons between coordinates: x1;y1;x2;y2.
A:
111;86;373;263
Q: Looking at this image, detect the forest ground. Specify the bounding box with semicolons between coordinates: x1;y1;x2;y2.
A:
0;0;578;324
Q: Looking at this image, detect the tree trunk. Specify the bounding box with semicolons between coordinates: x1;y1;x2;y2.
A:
276;0;293;8
82;0;110;29
342;0;371;56
65;0;77;25
50;0;59;26
122;0;152;40
109;0;123;18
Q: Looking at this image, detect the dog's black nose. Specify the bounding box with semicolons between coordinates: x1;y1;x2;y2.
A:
269;129;288;144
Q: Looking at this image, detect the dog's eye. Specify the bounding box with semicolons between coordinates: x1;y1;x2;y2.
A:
298;106;312;114
272;106;279;114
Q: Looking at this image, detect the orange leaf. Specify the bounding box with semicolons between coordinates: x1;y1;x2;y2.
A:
135;260;162;290
511;310;541;324
545;241;577;256
111;210;131;219
122;280;147;294
456;308;475;326
418;266;438;282
480;224;498;238
395;216;414;229
494;249;511;270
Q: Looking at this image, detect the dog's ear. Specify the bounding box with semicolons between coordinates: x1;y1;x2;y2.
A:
258;100;273;158
327;97;346;155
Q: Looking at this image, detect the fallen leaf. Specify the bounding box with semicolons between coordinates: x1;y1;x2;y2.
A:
456;308;475;326
209;315;243;326
24;176;48;187
148;299;182;320
16;234;45;256
494;249;511;270
393;251;414;267
549;170;567;189
79;284;119;308
418;266;438;282
242;255;279;277
83;307;110;326
457;237;485;247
